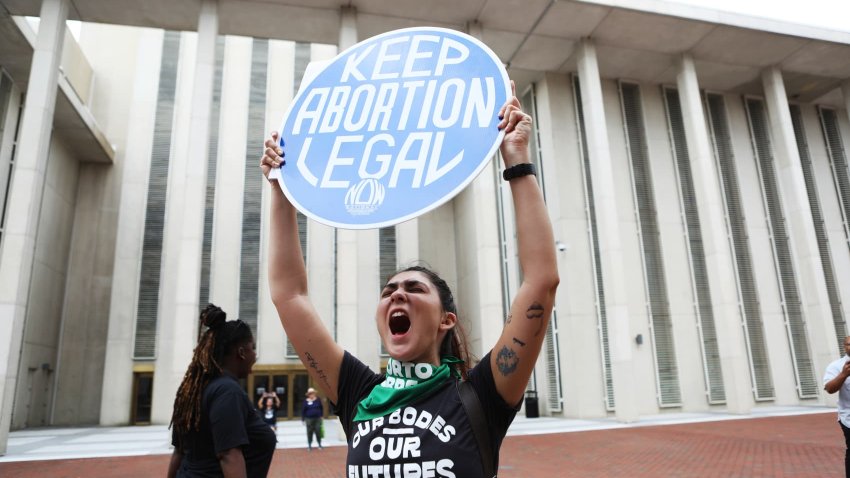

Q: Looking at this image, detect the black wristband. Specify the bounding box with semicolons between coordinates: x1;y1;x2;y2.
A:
502;163;536;181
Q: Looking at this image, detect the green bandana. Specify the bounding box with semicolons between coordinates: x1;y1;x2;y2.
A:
355;356;461;422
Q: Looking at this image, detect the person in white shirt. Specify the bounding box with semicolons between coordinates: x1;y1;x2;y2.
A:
824;336;850;478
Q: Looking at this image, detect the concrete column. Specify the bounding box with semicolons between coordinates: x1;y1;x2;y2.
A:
338;6;357;52
0;0;68;453
260;39;294;362
211;36;252;314
761;66;836;396
676;55;754;413
99;29;165;425
453;169;503;356
576;39;638;422
150;0;219;423
842;80;850;127
449;19;503;356
333;6;376;358
326;11;380;365
526;77;590;412
391;19;423;312
466;20;484;41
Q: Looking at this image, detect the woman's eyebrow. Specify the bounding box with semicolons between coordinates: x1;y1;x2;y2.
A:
382;279;426;291
401;279;426;289
381;282;399;292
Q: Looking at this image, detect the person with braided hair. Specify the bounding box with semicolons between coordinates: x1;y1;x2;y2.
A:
167;304;276;478
259;82;559;477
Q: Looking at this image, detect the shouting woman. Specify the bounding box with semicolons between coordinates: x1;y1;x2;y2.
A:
260;82;558;477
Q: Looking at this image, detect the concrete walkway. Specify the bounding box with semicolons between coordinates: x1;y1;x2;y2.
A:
0;405;835;462
0;419;348;462
0;406;844;477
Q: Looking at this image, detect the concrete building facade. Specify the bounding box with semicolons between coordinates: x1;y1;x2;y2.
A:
1;0;850;454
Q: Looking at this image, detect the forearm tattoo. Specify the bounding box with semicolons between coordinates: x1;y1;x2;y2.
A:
513;337;526;347
526;302;545;337
506;313;512;324
496;345;519;376
304;351;331;391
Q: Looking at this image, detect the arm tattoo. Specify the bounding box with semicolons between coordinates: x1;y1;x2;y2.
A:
526;302;545;337
506;313;512;324
512;337;526;347
304;351;331;391
495;346;519;376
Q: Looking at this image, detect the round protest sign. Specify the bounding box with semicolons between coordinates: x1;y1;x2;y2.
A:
273;27;510;229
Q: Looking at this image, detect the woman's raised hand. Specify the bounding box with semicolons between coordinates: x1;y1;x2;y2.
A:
260;131;284;181
497;80;533;168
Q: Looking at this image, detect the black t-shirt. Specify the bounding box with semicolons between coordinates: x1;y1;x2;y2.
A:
334;351;519;478
171;374;277;477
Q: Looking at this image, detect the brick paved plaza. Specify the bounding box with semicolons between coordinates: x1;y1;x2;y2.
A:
0;412;843;477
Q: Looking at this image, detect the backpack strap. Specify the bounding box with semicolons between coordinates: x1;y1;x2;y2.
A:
457;380;496;478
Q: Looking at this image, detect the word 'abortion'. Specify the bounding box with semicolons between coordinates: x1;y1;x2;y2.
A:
293;77;496;135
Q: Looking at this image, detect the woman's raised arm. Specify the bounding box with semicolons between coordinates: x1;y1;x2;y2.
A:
262;132;344;403
489;83;560;406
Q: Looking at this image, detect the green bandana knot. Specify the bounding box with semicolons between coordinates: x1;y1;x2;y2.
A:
355;356;461;422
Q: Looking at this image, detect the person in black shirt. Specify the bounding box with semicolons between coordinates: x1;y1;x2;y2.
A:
167;304;277;478
259;82;559;477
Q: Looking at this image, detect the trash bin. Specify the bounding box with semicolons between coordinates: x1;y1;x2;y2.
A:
524;390;539;418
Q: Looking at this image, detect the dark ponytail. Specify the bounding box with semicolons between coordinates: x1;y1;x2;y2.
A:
170;304;253;440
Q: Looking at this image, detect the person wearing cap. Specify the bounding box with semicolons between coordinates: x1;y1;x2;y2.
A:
301;387;324;450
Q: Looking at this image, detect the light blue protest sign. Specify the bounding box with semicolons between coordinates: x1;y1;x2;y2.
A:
271;27;510;229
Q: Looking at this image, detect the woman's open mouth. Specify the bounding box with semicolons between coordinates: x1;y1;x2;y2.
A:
389;311;411;335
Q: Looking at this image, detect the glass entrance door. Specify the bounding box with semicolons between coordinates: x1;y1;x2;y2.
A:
131;372;153;425
291;373;309;418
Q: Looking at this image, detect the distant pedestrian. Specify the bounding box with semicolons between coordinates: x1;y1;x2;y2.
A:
302;388;324;450
168;304;276;477
823;335;850;478
258;391;281;431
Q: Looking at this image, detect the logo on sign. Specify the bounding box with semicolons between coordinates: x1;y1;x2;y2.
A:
345;178;385;215
273;27;510;229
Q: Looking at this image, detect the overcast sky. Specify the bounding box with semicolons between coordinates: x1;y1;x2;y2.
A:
671;0;850;33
